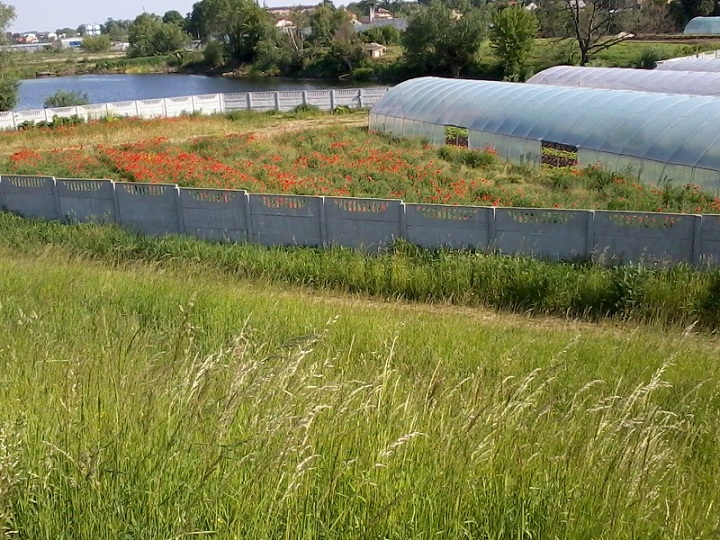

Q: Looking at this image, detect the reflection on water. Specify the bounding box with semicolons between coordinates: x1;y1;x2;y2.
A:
17;74;378;111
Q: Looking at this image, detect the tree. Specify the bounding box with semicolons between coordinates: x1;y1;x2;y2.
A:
194;0;275;65
102;19;132;41
562;0;639;66
56;27;79;37
163;10;186;26
490;6;539;81
82;34;112;53
402;0;488;77
0;1;18;112
44;90;89;108
128;13;189;57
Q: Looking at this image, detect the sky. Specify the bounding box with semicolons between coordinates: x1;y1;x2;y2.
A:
9;0;317;33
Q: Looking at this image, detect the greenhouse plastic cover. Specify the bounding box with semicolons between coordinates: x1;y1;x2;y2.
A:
527;66;720;96
370;76;720;172
684;16;720;34
655;57;720;72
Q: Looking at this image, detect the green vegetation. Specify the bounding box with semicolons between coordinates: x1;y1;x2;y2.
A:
0;1;18;111
0;216;719;537
4;114;720;214
490;6;539;80
2;213;720;329
43;90;90;108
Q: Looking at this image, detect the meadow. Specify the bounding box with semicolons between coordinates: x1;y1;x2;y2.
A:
2;108;720;538
0;226;719;538
3;111;720;214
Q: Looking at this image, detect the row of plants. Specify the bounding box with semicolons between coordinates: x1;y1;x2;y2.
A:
3;113;720;214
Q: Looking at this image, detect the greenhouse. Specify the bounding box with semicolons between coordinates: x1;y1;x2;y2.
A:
527;66;720;97
369;77;720;194
655;57;720;72
684;16;720;34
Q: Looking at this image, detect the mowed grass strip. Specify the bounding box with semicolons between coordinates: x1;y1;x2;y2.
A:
0;241;719;538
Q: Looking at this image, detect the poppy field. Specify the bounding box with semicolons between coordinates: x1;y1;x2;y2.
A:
3;112;720;214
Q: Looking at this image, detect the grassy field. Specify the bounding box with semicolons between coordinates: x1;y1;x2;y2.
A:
3;111;720;213
0;226;719;538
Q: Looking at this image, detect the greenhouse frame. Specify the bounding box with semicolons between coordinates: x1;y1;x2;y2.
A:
684;16;720;34
655;57;720;72
527;66;720;97
368;77;720;194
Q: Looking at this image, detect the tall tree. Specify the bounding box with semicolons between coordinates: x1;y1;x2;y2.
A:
402;0;488;77
0;2;18;112
128;13;189;57
562;0;638;65
490;6;539;81
194;0;275;65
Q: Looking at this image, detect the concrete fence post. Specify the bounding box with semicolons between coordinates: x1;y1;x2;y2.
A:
358;89;365;109
302;91;308;107
330;90;336;111
247;92;253;110
488;206;497;252
274;92;281;111
243;192;253;242
399;201;407;242
319;196;328;246
692;214;704;267
220;93;226;114
585;210;595;261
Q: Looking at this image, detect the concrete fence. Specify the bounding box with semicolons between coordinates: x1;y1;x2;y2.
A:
2;174;720;267
0;87;389;131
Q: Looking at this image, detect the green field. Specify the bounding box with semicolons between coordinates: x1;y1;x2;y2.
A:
0;217;719;538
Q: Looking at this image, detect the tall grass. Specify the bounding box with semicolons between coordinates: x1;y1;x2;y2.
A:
0;242;719;538
1;213;719;329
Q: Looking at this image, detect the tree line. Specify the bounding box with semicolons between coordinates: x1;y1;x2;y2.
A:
0;0;717;111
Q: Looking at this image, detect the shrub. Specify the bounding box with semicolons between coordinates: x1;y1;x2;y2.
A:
350;67;375;81
292;104;322;117
44;90;90;108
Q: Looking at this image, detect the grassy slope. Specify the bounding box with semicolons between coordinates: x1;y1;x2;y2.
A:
0;239;719;538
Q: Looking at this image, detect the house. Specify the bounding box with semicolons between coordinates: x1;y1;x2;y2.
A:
267;5;315;17
364;42;386;58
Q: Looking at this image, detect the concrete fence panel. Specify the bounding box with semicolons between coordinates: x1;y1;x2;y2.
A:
106;100;138;117
223;92;250;111
137;99;165;118
115;182;181;235
245;92;277;112
333;89;362;108
0;111;14;130
305;90;331;109
14;109;47;126
0;175;59;219
325;197;402;250
697;214;720;265
496;208;592;260
593;210;699;265
359;88;389;108
179;188;249;242
192;94;224;115
78;103;109;121
45;106;78;120
406;203;493;250
56;178;116;223
164;96;195;117
277;91;304;111
249;194;323;246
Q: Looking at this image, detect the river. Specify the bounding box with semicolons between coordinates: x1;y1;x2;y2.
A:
16;74;377;111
